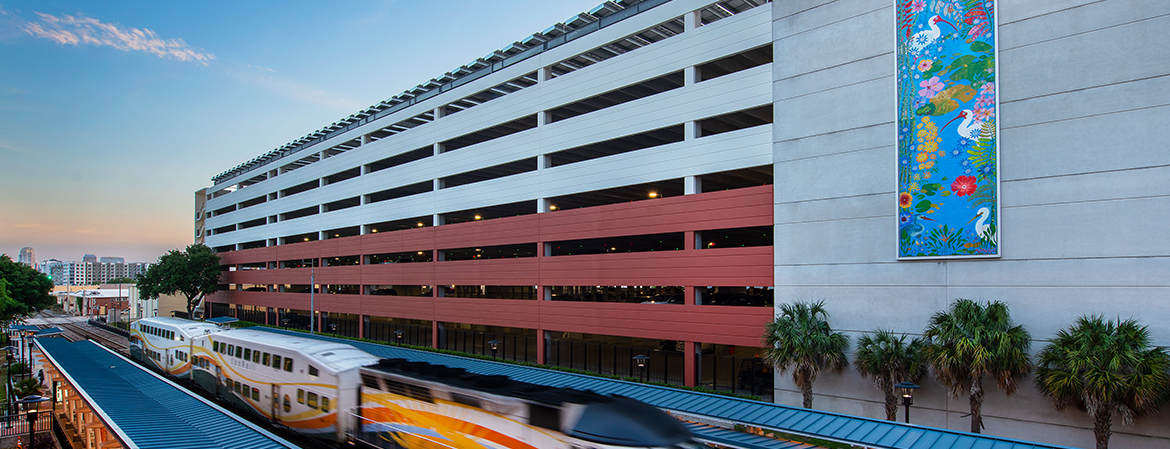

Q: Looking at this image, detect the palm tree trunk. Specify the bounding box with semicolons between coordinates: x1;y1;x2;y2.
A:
797;369;814;408
969;378;984;434
884;386;898;421
1092;407;1111;449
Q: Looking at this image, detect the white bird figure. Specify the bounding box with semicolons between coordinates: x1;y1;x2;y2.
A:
909;15;956;54
943;110;983;141
966;207;996;244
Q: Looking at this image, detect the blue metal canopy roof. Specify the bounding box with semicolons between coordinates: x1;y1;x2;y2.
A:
259;328;1078;449
205;317;239;324
37;338;298;449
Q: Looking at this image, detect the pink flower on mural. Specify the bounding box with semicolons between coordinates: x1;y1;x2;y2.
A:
951;176;977;197
917;59;933;71
973;105;994;121
918;76;944;98
981;82;995;95
910;0;926;13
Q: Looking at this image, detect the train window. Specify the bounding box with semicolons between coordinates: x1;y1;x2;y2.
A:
244;348;252;360
236;346;243;359
227;344;235;356
213;341;219;352
321;397;330;412
361;373;381;389
451;393;481;409
283;358;293;372
297;389;304;404
529;403;560;430
272;355;282;368
252;388;259;401
243;383;250;396
252;350;260;363
308;365;318;377
262;353;270;365
283;395;291;413
307;392;318;410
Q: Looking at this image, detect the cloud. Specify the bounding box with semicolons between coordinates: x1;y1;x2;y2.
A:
21;12;215;65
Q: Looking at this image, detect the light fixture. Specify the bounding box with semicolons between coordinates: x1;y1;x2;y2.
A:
549;205;558;211
372;229;378;233
648;192;658;198
303;238;309;241
418;251;424;255
417;222;424;227
895;381;921;423
474;215;482;220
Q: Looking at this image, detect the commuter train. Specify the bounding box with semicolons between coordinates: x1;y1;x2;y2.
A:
129;317;698;449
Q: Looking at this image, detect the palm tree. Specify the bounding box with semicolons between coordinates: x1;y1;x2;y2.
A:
922;299;1031;433
1035;316;1170;449
854;329;927;420
762;300;849;408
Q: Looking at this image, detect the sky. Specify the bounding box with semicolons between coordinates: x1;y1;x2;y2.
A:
0;0;597;263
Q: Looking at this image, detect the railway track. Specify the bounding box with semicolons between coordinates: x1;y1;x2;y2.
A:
28;311;129;354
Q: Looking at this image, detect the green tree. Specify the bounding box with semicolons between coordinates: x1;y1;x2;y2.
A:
854;329;927;421
136;244;221;318
923;299;1031;433
106;277;137;284
1035;316;1170;449
762;300;849;408
0;255;54;320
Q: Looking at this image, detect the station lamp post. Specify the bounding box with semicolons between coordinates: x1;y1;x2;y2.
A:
16;394;49;448
895;381;921;424
488;340;500;359
394;330;404;346
2;346;15;416
633;354;649;382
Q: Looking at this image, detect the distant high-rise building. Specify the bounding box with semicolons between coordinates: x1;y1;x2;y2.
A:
195;187;208;245
99;256;125;264
36;257;150;285
17;247;35;266
82;254;97;263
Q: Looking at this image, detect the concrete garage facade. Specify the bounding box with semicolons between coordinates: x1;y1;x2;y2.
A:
773;1;1170;447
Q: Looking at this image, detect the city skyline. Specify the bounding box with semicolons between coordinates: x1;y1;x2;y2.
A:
0;0;594;262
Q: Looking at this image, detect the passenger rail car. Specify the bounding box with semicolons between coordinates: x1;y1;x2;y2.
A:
129;318;697;448
129;316;223;376
195;329;380;439
354;358;698;449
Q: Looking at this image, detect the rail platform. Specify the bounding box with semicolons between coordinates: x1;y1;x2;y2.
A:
33;337;300;449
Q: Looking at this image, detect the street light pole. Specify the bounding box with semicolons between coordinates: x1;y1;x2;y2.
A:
309;267;315;334
895;381;920;424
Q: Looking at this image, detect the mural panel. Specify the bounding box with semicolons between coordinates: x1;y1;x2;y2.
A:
897;0;999;259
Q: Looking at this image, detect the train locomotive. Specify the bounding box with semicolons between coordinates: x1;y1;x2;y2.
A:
129;317;699;449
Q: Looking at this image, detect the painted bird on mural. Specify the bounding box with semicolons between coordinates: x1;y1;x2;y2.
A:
943;109;983;141
967;207;995;244
909;15;956;54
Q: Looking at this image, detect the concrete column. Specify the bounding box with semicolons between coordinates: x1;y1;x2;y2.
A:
361;164;370;175
685;65;697;86
537;110;550;126
318;230;327;241
684;175;701;195
359;315;366;339
685;120;697;140
433;142;444;155
434;106;446;120
360;224;370;235
537;66;551;82
433;321;443;349
433;213;444;226
434;178;444;190
360;194;369;206
684;9;701;32
537;198;549;213
536;329;546;365
684;341;697;387
361;134;371;145
538;154;551;170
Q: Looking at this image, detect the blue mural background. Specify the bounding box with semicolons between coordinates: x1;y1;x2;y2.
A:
897;0;999;258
